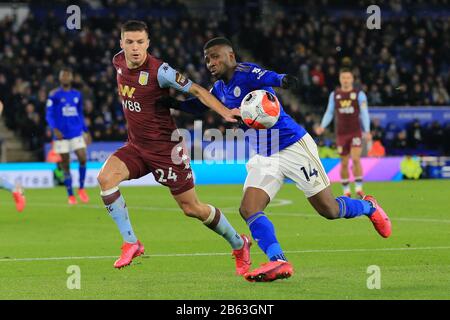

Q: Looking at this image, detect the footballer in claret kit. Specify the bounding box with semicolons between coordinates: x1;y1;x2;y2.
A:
97;21;252;273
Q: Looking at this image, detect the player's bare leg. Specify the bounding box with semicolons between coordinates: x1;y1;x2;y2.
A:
308;186;340;219
351;146;364;198
340;154;351;197
59;153;77;205
173;188;251;275
308;185;391;237
74;148;89;203
97;155;143;268
239;187;293;282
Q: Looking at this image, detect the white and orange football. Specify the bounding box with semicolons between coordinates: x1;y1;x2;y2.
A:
240;90;281;129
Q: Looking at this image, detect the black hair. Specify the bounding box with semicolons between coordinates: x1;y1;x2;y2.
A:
203;37;234;51
339;67;353;74
121;20;149;36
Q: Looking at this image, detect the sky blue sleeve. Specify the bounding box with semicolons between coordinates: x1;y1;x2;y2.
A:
76;93;88;132
45;94;57;130
247;65;285;88
157;62;193;93
358;91;370;132
320;92;335;128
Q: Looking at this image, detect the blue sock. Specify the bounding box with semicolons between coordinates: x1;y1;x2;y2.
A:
64;172;74;196
0;178;14;192
79;165;86;189
102;191;137;243
246;212;287;262
336;196;375;219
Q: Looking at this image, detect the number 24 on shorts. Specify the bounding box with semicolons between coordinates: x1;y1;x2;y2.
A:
300;164;318;182
155;167;178;183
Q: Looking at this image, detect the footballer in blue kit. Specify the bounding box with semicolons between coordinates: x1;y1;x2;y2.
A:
160;38;392;282
46;67;91;205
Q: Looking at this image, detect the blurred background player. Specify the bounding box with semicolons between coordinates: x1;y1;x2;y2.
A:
97;21;251;272
0;100;26;212
46;67;91;205
316;68;372;198
160;37;391;282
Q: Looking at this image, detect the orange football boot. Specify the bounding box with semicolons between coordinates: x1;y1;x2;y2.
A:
12;190;26;212
244;260;294;282
77;189;89;203
232;234;252;275
68;195;77;205
114;240;145;268
363;195;392;238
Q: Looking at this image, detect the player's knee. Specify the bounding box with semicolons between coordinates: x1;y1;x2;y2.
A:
97;172;116;190
179;201;202;219
352;157;361;165
96;172;107;188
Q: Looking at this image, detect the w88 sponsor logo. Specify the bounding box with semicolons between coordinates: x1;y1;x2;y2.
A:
338;106;355;114
122;99;142;112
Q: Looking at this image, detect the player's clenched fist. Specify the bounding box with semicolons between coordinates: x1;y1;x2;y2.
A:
315;126;325;136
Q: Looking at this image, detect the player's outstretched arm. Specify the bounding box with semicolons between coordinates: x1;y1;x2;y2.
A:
155;96;209;117
188;83;239;123
0;100;3;116
157;62;239;122
246;65;298;90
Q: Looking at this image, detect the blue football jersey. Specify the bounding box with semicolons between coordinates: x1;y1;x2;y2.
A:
46;88;87;140
211;62;307;155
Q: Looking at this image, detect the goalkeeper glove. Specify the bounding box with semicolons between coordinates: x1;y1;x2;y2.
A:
281;74;299;90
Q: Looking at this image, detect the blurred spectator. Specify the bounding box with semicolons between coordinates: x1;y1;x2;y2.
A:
371;119;385;142
393;130;408;150
406;120;424;149
0;0;449;159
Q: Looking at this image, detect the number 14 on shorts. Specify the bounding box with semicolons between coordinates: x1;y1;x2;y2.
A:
300;164;318;182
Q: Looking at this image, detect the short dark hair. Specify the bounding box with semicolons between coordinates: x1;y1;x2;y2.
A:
121;20;149;36
60;66;73;74
203;37;234;51
339;67;353;74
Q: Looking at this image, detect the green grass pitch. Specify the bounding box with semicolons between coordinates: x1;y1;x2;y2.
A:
0;180;449;299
